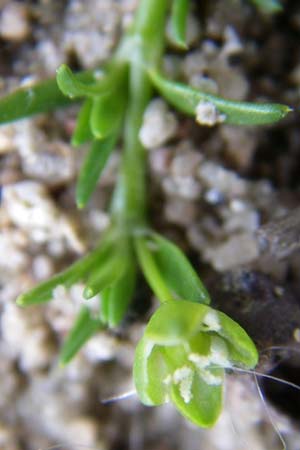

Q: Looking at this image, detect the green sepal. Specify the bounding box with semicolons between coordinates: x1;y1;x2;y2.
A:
101;260;136;327
145;301;211;345
250;0;282;13
76;131;119;209
169;0;189;49
56;64;111;98
150;71;291;126
170;369;223;428
217;311;259;368
144;301;258;370
59;306;103;365
71;98;93;146
133;337;170;405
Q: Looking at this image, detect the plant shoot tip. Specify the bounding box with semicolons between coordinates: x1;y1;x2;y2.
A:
83;287;94;299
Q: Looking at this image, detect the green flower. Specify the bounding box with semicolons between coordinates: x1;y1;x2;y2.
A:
133;300;258;427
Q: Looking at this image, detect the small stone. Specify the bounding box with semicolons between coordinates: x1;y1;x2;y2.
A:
14;120;75;187
164;198;197;227
3;181;84;252
139;99;178;149
221;125;256;170
83;332;119;362
148;147;173;176
63;417;104;448
204;188;224;205
0;230;29;276
222;26;243;57
189;75;219;94
170;145;202;177
63;0;121;68
293;328;300;343
197;161;248;198
0;125;15;154
195;101;226;126
0;2;30;42
221;206;260;233
204;233;260;271
1;304;55;371
162;176;201;200
31;255;54;281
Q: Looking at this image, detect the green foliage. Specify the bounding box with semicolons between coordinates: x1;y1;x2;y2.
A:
0;0;290;429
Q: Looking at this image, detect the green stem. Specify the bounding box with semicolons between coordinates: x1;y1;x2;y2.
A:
135;236;175;303
111;0;168;229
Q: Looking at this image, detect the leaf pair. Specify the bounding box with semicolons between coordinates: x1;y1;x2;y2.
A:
134;231;210;305
57;64;127;208
59;234;136;363
134;300;258;427
17;229;134;364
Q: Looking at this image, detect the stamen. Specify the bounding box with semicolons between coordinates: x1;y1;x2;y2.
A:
202;310;221;331
173;366;194;403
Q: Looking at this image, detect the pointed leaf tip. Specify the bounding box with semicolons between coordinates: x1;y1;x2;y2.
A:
83;287;95;299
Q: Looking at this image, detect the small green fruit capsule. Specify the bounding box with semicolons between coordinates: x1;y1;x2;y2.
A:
133;300;258;428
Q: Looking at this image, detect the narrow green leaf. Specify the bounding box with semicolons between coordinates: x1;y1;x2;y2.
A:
150;71;291;126
16;234;115;306
59;306;103;365
250;0;282;13
133;337;169;406
101;261;136;327
217;311;259;368
0;70;93;125
90;91;125;139
71;98;93;146
56;64;111;98
169;0;189;49
76;131;118;209
133;0;168;48
150;232;211;304
135;235;175;303
83;252;126;299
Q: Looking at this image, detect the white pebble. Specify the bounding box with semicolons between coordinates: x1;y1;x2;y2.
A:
0;3;30;42
139;99;178;149
195;101;226;126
